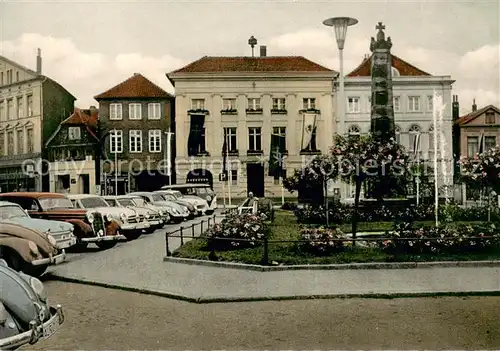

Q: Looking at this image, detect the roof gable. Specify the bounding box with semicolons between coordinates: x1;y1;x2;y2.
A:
347;54;431;77
94;73;173;100
169;56;334;74
45;108;99;147
456;105;500;125
0;55;38;81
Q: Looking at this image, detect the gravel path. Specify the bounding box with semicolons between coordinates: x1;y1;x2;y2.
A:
26;281;500;350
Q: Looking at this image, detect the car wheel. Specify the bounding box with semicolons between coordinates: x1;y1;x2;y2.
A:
73;240;89;251
96;241;117;250
145;227;156;234
1;248;24;272
23;264;48;278
206;210;214;215
123;230;141;241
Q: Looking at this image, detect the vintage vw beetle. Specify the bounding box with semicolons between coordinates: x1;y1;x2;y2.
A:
0;223;65;277
0;192;124;250
0;201;77;250
0;259;63;350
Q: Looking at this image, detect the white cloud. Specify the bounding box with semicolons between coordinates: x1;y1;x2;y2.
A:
0;33;184;107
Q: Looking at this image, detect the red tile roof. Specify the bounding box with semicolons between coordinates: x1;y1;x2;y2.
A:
94;73;173;99
347;54;431;77
456;105;500;125
61;108;99;139
170;56;335;74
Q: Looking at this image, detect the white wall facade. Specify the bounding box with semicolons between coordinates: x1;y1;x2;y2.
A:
48;157;96;194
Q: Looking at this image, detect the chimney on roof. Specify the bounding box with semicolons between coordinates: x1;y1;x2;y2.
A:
260;46;267;57
472;98;477;112
36;48;42;74
89;105;98;117
452;95;459;121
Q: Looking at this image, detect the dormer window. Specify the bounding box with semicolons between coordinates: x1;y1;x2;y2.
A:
68;127;81;140
486;112;495;125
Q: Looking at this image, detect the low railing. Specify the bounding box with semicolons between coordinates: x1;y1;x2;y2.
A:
165;214;219;256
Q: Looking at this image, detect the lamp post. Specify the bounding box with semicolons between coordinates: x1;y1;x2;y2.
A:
323;16;358;136
164;128;174;186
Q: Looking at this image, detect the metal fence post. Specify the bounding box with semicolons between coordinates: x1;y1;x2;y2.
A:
191;223;195;237
180;226;184;246
165;232;171;256
208;217;211;227
201;220;204;233
261;236;269;266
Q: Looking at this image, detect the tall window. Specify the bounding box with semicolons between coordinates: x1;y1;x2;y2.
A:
485;136;496;151
149;130;161;153
191;99;205;110
128;103;142;120
7;99;13;120
15;71;19;82
408;96;421;112
248;127;262;151
485;112;495;125
27;128;33;153
247;98;261;110
110;130;123;153
17;97;23;118
16;129;24;154
148;103;161;119
110;103;123;120
272;126;287;150
467;136;479;157
68;126;81;140
27;95;33;116
395;125;401;144
408;124;421;152
427;95;433;112
393;96;400;112
303;98;316;110
0;101;4;121
7;130;14;155
347;97;360;113
223;98;237;110
0;72;3;85
223;127;237;152
272;98;286;110
129;130;143;153
6;70;12;84
231;169;238;186
0;132;4;156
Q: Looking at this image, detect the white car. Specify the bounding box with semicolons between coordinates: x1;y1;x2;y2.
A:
104;195;163;233
157;190;209;216
67;194;145;241
161;184;217;214
129;192;190;223
128;196;170;225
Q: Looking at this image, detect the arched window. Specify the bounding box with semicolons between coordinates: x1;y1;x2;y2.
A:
347;125;361;135
408;124;421;153
395;125;401;144
391;66;400;77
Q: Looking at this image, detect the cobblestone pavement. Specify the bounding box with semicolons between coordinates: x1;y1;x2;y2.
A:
26;281;500;350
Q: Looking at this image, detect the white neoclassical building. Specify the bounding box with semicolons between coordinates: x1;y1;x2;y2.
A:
336;54;455;201
167;49;337;200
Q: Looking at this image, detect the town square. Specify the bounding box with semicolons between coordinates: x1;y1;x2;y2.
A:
0;0;500;349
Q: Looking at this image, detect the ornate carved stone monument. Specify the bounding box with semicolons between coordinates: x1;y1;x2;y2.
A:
370;22;395;142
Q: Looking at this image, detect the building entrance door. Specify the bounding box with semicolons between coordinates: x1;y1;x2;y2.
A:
246;163;264;197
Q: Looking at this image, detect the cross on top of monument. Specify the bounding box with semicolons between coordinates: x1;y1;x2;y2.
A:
376;22;386;41
376;22;385;31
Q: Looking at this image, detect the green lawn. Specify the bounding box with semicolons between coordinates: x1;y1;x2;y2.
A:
173;211;500;265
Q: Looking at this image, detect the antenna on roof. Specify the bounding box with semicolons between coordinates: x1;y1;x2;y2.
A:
248;36;258;57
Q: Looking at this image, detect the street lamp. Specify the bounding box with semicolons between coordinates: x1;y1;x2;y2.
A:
323;16;358;136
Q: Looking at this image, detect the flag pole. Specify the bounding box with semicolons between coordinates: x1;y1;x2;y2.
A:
114;129;118;196
227;133;232;206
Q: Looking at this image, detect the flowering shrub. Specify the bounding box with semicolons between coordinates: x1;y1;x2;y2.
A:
205;212;268;250
380;221;500;255
300;226;347;255
459;145;500;193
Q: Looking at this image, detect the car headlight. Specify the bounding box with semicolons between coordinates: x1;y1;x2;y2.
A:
159;210;164;216
30;277;47;302
206;195;212;202
47;234;57;247
28;241;39;255
120;212;127;222
145;213;151;219
182;206;188;212
105;214;113;222
86;212;94;224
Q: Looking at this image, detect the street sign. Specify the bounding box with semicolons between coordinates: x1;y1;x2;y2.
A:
219;171;228;182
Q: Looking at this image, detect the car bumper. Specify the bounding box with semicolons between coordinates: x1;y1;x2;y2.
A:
148;219;161;226
0;305;64;350
55;236;77;250
120;223;137;231
136;221;150;229
81;234;126;242
32;251;66;266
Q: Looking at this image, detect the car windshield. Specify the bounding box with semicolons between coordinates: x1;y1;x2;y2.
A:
118;198;135;207
166;192;180;199
131;198;146;206
163;194;176;201
80;197;109;208
152;194;165;202
39;197;73;210
0;205;28;220
105;198;118;206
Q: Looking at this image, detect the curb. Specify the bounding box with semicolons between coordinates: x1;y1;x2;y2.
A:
163;256;500;271
44;273;500;303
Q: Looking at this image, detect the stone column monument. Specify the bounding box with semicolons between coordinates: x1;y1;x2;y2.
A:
370;22;395;142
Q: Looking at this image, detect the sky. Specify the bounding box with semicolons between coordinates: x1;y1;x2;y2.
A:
0;0;498;115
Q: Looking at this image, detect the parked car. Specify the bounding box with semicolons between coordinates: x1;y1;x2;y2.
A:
0;259;64;350
103;196;162;233
128;192;189;223
0;192;124;250
160;184;217;214
128;196;170;225
0;222;65;277
0;201;76;250
154;191;197;219
67;194;145;241
156;189;209;216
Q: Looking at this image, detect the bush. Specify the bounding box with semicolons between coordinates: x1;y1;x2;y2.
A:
257;198;274;220
380;221;500;255
205;212;268;250
281;202;298;211
300;226;347;255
